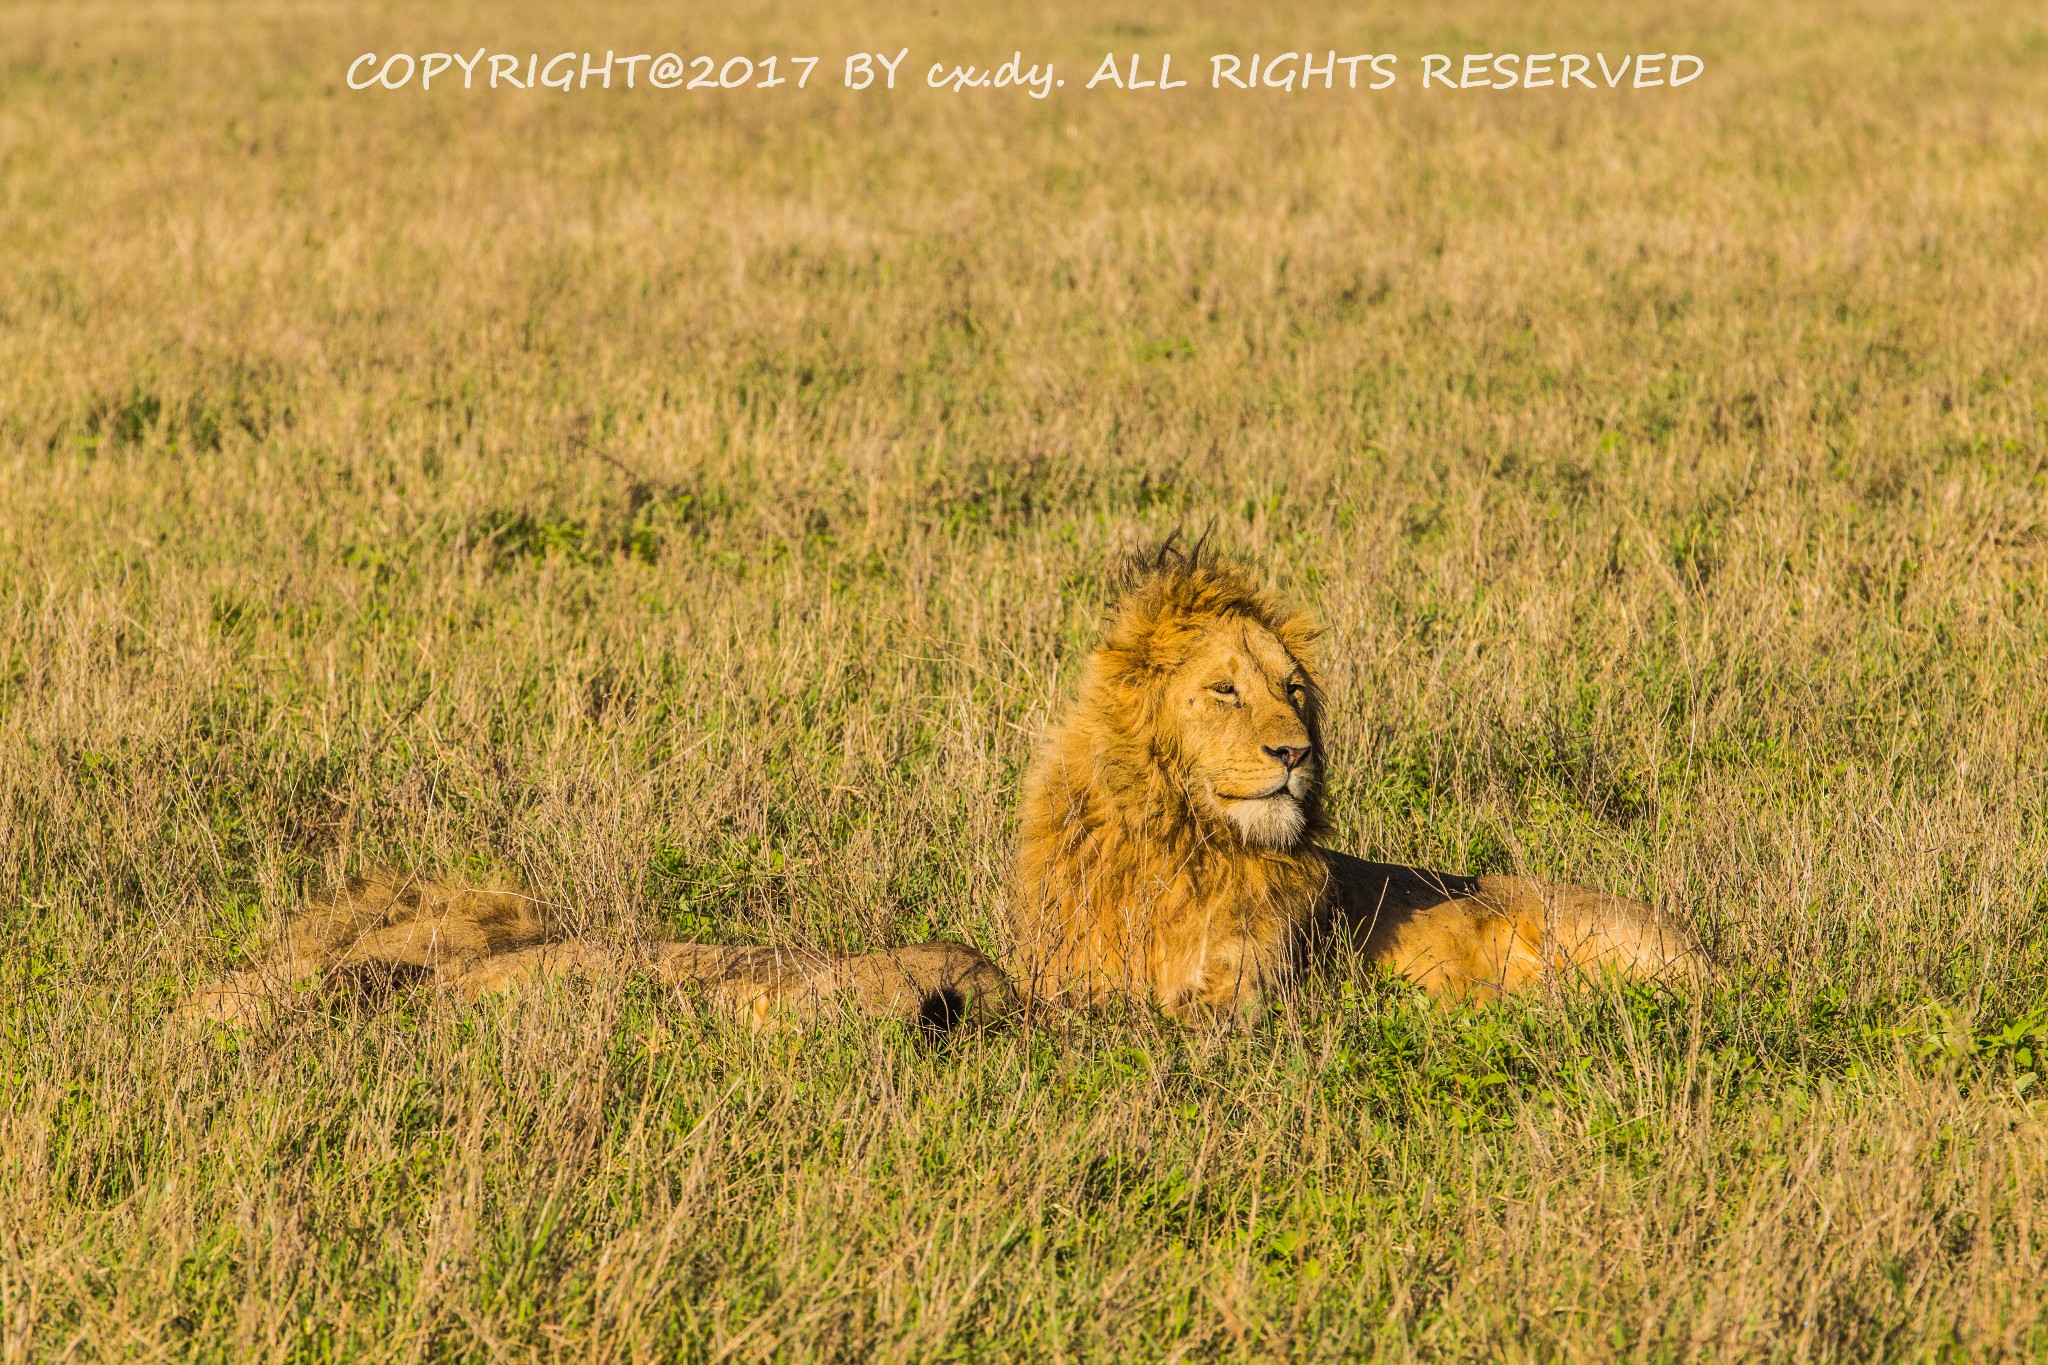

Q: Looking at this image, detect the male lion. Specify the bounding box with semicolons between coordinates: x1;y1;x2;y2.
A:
1004;543;1705;1016
186;546;1701;1031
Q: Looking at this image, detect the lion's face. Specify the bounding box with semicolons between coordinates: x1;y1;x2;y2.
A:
1161;621;1321;849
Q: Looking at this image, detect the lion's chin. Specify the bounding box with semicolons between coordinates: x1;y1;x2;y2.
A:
1220;796;1309;850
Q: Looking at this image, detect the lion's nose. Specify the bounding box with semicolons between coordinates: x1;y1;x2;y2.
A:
1265;744;1311;771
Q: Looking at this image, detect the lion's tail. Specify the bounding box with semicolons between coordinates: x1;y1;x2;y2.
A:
181;870;1015;1031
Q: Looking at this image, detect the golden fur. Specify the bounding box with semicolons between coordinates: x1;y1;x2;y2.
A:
1005;545;1706;1015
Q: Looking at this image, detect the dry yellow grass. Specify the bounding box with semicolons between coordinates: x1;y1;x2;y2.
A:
4;0;2047;1359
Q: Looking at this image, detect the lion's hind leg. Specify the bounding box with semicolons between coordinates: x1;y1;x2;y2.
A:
1474;877;1709;990
1353;891;1681;1001
1353;897;1529;1000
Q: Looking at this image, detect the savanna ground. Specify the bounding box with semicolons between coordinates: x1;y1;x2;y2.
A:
4;0;2047;1359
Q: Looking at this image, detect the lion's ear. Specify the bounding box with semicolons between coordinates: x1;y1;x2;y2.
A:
1275;614;1323;658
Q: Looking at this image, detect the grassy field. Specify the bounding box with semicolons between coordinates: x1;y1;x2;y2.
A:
5;0;2048;1358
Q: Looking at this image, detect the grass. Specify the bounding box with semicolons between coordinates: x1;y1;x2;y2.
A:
4;0;2048;1358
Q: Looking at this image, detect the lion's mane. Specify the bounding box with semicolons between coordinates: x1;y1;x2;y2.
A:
1005;545;1331;1011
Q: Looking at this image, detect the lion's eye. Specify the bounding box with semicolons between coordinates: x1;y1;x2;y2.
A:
1211;682;1236;697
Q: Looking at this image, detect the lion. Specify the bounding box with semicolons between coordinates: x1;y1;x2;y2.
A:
1003;542;1706;1016
185;870;1015;1032
186;546;1701;1032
